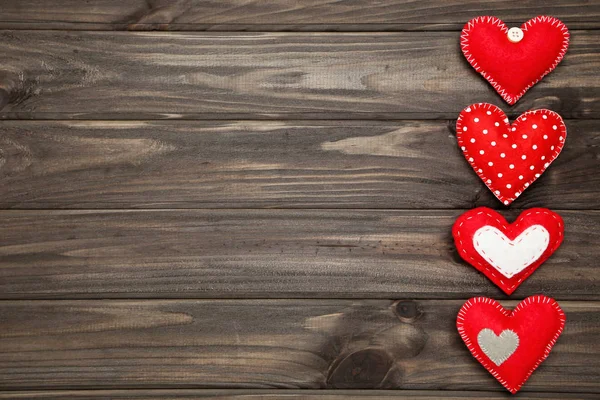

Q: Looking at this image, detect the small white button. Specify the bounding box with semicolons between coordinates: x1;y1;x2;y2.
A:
507;27;524;43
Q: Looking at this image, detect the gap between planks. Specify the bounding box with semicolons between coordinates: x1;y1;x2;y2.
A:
0;389;599;399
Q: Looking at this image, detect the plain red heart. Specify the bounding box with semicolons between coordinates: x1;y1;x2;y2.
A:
453;207;564;295
461;16;569;104
457;295;565;394
456;103;566;205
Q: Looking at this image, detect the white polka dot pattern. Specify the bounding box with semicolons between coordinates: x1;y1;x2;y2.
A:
456;103;566;205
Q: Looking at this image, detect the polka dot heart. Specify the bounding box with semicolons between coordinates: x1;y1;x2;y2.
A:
456;103;566;205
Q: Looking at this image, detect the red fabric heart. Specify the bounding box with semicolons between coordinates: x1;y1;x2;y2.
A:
456;103;566;205
461;16;569;104
457;295;565;394
453;207;564;295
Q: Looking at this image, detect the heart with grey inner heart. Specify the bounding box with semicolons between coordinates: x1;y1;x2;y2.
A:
477;328;520;366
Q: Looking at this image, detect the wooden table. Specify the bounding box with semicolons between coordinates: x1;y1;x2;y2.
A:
0;1;599;398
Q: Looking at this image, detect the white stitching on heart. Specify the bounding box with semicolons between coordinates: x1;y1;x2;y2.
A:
456;295;566;394
461;16;570;105
456;103;567;205
454;208;563;292
473;225;550;278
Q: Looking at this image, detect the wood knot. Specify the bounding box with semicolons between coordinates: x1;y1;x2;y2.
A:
0;71;21;112
393;300;423;323
0;88;9;112
327;348;393;388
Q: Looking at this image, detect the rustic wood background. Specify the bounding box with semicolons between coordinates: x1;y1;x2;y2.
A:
0;1;599;399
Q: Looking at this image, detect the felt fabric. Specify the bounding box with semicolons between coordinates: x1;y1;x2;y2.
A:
456;103;566;205
473;225;549;278
457;295;565;394
461;16;569;104
453;207;564;295
477;328;519;365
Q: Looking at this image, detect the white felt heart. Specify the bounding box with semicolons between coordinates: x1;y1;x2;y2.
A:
473;225;550;279
477;328;520;366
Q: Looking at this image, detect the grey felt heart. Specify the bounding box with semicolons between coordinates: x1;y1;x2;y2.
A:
477;328;519;366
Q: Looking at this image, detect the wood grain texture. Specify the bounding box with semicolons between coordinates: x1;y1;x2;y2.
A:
1;210;598;300
0;389;598;399
0;300;598;391
0;31;597;120
1;2;598;398
0;0;599;30
0;120;598;209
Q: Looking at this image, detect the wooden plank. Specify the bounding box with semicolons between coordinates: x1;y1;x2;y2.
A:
0;31;597;120
0;389;598;399
0;120;598;209
0;300;598;391
0;1;598;31
0;210;598;300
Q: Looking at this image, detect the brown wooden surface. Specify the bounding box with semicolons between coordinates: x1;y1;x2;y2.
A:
0;31;598;120
0;300;598;392
1;1;598;398
0;0;599;31
0;209;598;300
0;390;598;399
0;120;598;209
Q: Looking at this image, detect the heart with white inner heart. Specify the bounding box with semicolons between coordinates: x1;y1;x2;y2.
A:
453;207;564;295
473;225;549;279
456;103;566;206
457;295;565;394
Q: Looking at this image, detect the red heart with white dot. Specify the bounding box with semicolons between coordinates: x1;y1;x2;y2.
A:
461;16;569;105
456;103;566;205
